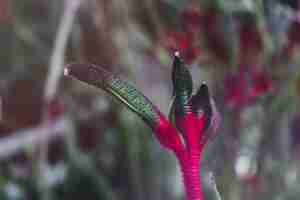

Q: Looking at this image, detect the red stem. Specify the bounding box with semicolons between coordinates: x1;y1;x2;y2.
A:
176;150;204;200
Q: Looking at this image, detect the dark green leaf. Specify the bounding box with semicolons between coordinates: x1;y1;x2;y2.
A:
65;63;161;129
170;52;193;117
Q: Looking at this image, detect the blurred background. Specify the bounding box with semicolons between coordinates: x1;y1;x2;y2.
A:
1;0;300;199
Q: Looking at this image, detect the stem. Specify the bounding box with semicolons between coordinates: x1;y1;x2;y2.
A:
38;1;82;199
0;117;71;159
44;0;82;101
177;150;204;200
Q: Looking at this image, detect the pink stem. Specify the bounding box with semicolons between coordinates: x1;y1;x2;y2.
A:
177;150;204;200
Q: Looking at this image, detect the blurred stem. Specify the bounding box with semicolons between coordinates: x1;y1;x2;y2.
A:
38;0;82;200
64;121;115;200
209;172;222;200
255;0;274;61
0;117;71;159
214;0;226;11
125;130;144;200
44;0;82;100
144;0;164;40
119;113;145;200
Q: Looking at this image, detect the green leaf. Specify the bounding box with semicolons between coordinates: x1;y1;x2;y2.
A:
170;52;193;118
168;96;176;125
65;63;161;129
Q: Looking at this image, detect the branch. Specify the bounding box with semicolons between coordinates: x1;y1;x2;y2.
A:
44;0;82;101
39;1;82;199
0;117;72;159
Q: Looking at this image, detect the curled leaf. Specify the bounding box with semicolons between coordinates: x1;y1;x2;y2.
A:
65;63;184;151
65;63;161;129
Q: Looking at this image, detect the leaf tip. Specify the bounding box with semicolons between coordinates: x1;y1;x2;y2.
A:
64;67;70;76
199;82;209;97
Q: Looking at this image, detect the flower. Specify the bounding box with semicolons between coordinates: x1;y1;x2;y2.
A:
163;31;200;64
161;4;203;64
224;70;248;109
248;70;273;100
65;52;220;200
224;66;273;110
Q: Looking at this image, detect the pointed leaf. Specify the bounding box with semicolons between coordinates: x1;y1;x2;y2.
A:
172;52;193;98
189;83;212;130
190;83;220;145
170;52;193;117
65;63;161;129
199;97;221;145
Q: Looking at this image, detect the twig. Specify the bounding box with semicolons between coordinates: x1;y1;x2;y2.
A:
39;1;82;199
44;0;82;101
0;117;72;159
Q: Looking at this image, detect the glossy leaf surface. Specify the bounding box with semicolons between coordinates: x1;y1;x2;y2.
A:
170;53;193;118
65;63;161;129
